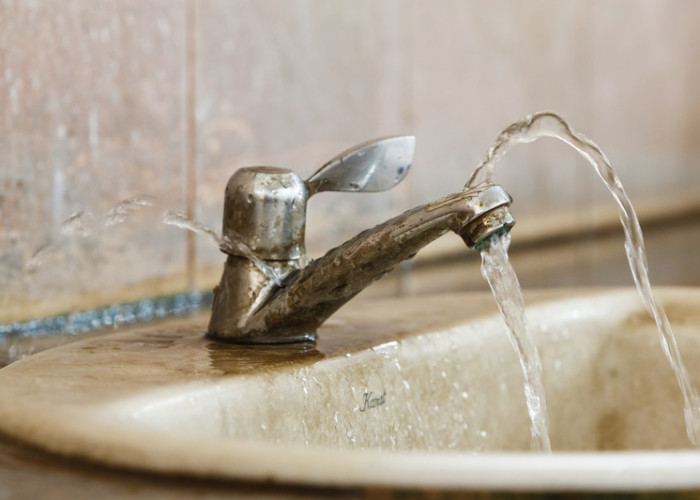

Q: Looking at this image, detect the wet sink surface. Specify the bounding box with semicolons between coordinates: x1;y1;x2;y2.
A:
1;288;700;491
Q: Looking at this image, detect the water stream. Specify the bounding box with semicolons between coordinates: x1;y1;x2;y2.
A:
480;232;551;452
26;195;279;286
162;210;282;286
474;111;700;446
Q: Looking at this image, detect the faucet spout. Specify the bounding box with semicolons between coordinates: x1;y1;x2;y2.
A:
206;137;514;344
224;185;513;343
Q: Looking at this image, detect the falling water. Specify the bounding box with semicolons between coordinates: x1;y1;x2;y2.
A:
480;232;551;452
473;111;700;445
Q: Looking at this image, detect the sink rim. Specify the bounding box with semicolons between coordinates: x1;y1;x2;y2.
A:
4;415;700;491
2;287;700;491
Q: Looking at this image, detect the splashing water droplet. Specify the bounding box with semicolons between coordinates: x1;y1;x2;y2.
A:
25;196;156;272
104;195;156;226
26;243;54;272
60;210;97;237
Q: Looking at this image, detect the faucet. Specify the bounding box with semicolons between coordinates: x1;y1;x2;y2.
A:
207;137;515;344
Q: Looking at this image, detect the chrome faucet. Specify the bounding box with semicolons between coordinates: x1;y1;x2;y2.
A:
207;137;515;344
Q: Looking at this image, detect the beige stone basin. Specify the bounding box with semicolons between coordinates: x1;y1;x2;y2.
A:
1;288;700;492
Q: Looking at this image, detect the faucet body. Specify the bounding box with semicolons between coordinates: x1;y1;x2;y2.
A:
207;138;514;344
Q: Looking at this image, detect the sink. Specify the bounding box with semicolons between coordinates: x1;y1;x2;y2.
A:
1;288;700;491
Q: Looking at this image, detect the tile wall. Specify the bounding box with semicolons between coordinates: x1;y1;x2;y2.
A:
2;0;700;321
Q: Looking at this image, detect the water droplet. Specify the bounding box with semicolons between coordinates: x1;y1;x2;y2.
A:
104;195;155;226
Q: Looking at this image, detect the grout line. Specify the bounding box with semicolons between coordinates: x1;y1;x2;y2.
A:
184;0;198;292
0;291;212;340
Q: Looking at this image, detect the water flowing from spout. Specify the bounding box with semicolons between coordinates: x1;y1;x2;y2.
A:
472;111;700;445
480;232;551;452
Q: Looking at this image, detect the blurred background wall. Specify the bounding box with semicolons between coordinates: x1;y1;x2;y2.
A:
2;0;700;322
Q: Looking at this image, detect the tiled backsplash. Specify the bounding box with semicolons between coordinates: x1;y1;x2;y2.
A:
2;0;700;321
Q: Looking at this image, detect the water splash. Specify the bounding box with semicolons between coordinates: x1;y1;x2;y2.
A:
14;196;285;350
26;196;156;271
26;194;282;287
473;111;700;445
60;210;98;236
480;232;551;452
162;210;221;250
162;210;282;286
104;195;156;226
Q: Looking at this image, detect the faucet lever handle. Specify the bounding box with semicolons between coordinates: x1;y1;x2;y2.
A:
305;136;415;196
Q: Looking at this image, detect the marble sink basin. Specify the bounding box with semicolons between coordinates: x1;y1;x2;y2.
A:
1;288;700;492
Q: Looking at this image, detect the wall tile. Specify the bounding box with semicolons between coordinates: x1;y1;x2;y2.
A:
2;0;700;320
0;1;188;320
407;0;700;219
